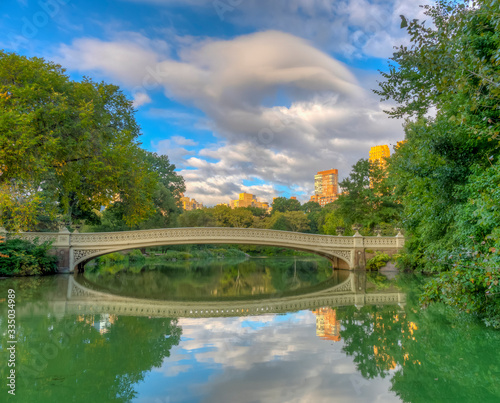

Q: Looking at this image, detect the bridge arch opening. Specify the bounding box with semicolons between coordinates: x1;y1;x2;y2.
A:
76;241;351;272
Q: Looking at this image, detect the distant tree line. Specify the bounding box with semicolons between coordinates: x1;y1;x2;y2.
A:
173;163;401;237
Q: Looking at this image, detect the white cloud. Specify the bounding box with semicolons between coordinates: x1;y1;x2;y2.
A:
153;137;197;167
170;135;198;146
54;29;406;205
132;91;152;108
208;0;431;58
56;38;155;85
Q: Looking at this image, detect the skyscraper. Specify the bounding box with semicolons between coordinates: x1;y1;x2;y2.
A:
310;169;338;207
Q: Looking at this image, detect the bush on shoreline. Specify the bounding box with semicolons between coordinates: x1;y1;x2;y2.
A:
0;238;58;276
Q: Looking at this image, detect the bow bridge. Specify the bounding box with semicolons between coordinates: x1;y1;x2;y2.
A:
2;227;404;273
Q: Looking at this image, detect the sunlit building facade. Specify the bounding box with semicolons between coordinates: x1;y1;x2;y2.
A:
180;195;203;211
369;145;390;168
309;169;339;207
230;193;270;211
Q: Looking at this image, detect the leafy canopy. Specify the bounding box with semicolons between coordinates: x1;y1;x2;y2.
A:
0;51;158;230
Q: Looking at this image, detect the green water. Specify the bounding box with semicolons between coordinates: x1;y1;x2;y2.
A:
0;257;499;403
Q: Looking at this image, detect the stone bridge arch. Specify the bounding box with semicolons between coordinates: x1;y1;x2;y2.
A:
72;240;354;272
3;227;405;272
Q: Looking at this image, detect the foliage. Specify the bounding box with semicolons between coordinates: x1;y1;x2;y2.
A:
264;211;310;232
127;249;146;263
376;0;500;325
244;206;268;218
228;207;254;227
300;201;322;213
271;197;301;213
366;252;391;271
177;208;215;227
0;238;58;276
0;51;164;231
322;207;350;235
89;151;185;232
95;252;127;265
334;159;401;233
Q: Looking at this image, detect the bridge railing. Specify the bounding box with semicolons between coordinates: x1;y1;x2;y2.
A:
1;227;405;249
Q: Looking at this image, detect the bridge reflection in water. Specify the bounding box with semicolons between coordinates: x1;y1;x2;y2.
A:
18;271;405;319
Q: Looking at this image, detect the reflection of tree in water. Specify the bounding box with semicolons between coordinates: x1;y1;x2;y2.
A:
338;305;405;379
336;286;500;402
0;314;182;402
84;258;333;298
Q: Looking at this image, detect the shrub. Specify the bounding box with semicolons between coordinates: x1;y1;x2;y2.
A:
128;249;146;262
96;252;126;264
0;238;58;276
366;252;391;271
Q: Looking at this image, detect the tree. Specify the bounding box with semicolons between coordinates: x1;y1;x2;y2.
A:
376;0;500;326
283;211;310;233
125;151;185;230
271;197;301;214
322;209;349;236
211;204;232;227
0;51;158;230
300;201;321;213
177;209;215;227
334;159;400;233
229;208;254;228
265;212;289;231
264;211;310;232
335;159;372;229
244;206;268;218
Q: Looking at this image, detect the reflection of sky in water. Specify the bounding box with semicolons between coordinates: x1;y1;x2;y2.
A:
133;311;400;403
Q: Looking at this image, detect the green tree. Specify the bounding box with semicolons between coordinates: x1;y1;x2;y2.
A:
376;0;500;325
334;159;400;233
263;211;310;232
265;212;289;231
282;211;310;232
229;208;254;228
322;208;349;236
177;209;215;227
0;51;158;230
335;159;372;229
244;206;268;218
211;204;232;227
271;197;301;214
0;238;58;276
300;201;321;213
125;151;185;230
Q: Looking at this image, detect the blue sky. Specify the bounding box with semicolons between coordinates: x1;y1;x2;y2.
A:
1;0;430;205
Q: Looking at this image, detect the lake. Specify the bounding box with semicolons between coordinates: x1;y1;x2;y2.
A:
0;257;499;402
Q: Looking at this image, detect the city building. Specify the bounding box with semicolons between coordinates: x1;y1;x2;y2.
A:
369;145;390;168
230;193;270;211
180;194;203;211
309;169;339;206
368;145;391;188
312;307;341;342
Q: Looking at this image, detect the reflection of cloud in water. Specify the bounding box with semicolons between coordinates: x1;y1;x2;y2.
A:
163;364;192;377
140;310;399;403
